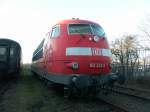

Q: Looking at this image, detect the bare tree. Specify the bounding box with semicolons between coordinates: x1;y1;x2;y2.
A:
139;15;150;45
138;15;150;73
111;34;139;79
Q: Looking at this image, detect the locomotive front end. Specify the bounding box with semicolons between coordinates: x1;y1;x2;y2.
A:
58;20;119;95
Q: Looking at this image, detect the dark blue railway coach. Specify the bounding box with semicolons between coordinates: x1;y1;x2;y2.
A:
0;38;21;77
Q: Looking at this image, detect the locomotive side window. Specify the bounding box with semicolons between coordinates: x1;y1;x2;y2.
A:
32;39;45;61
68;24;92;34
51;25;60;38
91;24;105;37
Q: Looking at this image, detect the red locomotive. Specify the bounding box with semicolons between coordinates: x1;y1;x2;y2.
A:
31;19;121;96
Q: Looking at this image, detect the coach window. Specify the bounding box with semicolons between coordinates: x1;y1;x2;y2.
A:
0;47;7;61
51;25;60;38
0;47;6;55
10;48;14;57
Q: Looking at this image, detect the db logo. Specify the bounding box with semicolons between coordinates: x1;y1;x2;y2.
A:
92;48;101;56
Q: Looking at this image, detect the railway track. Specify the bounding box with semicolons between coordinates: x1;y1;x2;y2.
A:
112;85;150;100
0;77;18;98
0;79;14;112
98;84;150;112
60;97;128;112
0;82;10;96
96;98;128;112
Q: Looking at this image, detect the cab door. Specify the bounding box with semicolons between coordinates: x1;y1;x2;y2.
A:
45;25;60;72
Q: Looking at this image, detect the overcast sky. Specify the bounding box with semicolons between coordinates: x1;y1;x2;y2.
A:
0;0;150;63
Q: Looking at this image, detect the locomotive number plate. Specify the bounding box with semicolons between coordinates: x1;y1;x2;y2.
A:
89;63;104;68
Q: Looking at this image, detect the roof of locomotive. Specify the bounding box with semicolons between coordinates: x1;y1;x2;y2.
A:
0;38;21;48
57;19;100;25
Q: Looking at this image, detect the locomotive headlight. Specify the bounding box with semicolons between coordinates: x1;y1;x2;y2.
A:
89;37;92;41
93;36;99;42
66;62;79;70
72;62;79;70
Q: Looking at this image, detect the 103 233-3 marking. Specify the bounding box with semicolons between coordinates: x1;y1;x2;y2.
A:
89;63;105;68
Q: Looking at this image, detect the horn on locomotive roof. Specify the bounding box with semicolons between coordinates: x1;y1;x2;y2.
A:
72;18;79;20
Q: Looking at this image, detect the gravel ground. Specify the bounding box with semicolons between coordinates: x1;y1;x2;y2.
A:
0;65;123;112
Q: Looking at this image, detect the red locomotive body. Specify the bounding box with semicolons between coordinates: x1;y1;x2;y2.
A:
31;19;119;95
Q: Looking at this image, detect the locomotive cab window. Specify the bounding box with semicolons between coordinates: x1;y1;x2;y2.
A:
68;24;92;34
51;25;60;38
91;24;105;37
68;24;106;37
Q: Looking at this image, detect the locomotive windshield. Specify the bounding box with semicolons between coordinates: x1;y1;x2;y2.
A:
0;47;7;62
69;24;92;34
91;24;105;37
68;24;105;37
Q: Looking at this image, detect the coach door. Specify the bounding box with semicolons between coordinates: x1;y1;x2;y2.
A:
9;47;17;69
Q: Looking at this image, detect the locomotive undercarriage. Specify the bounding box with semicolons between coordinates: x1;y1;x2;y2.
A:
32;66;125;97
63;73;124;97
